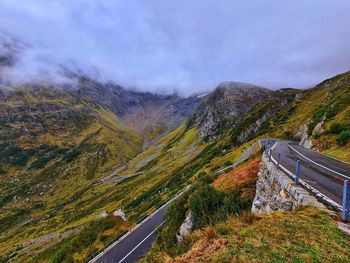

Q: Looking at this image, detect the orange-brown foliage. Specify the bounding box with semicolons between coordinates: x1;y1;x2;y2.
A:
212;157;261;198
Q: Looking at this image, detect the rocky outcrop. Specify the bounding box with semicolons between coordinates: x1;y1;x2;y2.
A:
295;124;313;149
177;212;194;241
252;154;326;214
113;209;127;221
190;82;272;140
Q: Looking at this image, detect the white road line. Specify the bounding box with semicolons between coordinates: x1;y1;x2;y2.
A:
89;185;191;263
269;144;342;211
288;144;350;180
118;220;166;263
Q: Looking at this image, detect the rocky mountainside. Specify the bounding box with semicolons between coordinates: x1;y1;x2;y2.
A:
0;83;142;205
1;33;350;263
189;82;272;140
67;74;206;139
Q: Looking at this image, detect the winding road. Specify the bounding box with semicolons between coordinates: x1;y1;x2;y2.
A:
90;140;350;263
91;204;167;263
90;187;189;263
270;141;350;207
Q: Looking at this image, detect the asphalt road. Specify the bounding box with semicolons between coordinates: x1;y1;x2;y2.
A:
92;204;168;263
271;141;350;206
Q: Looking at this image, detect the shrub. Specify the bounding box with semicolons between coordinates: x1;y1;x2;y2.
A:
224;160;233;166
189;185;224;228
156;192;189;256
50;247;68;263
222;190;250;216
196;171;213;185
313;131;322;139
330;123;348;134
336;130;350;145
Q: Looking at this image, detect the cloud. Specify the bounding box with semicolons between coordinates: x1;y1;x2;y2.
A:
0;0;350;95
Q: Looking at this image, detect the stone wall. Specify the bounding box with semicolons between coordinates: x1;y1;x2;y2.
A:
252;153;326;214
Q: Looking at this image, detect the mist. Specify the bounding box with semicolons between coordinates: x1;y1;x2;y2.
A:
1;0;350;95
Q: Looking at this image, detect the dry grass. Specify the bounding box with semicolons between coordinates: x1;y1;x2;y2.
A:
212;157;260;198
171;206;350;263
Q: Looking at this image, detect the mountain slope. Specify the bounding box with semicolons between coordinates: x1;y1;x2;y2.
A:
0;83;144;261
75;75;205;139
142;72;350;262
189;82;272;141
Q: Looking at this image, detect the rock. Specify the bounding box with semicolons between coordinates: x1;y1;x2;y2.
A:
269;202;278;211
98;211;109;219
251;154;327;214
177;212;194;242
281;201;293;211
279;189;287;198
303;139;313;149
297;124;313;149
313;120;324;133
113;209;127;221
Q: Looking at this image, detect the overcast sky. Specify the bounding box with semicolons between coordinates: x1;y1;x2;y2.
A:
0;0;350;95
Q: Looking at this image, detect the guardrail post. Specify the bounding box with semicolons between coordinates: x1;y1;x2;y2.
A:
295;160;301;184
277;153;281;169
342;180;350;222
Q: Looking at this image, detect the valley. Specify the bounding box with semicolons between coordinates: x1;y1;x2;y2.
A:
0;70;349;262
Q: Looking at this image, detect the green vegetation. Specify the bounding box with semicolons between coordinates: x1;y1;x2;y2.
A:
189;185;248;229
2;71;350;262
144;206;350;263
337;130;350;145
34;216;130;263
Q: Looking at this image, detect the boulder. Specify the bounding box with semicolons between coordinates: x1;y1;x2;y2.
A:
113;209;127;221
98;211;109;219
177;212;194;242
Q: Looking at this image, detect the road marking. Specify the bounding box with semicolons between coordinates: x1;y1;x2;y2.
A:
288;144;350;180
269;143;342;211
89;185;191;263
118;220;166;263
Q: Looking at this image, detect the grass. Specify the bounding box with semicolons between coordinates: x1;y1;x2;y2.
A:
156;207;350;263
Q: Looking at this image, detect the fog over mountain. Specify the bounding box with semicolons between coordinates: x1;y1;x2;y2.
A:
1;1;350;95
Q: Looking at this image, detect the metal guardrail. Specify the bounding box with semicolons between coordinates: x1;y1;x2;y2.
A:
288;144;350;181
266;143;350;221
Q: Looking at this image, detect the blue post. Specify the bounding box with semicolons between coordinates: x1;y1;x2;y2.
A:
295;160;301;184
277;153;281;169
342;180;350;222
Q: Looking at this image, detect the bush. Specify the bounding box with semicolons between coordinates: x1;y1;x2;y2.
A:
196;172;213;185
330;123;348;134
222;190;250;216
224;160;233;166
50;247;68;263
189;185;224;228
313;131;322;139
336;131;350;145
156;192;189;256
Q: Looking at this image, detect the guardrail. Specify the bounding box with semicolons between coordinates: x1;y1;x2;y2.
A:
266;142;350;222
288;144;350;181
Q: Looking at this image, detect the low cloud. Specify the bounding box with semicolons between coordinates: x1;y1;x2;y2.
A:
0;0;350;95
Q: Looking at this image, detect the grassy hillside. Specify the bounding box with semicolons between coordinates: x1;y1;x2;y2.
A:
0;85;144;262
163;206;350;263
142;72;350;262
1;71;349;262
271;71;350;161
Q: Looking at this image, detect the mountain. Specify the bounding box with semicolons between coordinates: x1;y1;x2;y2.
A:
189;82;272;141
142;71;350;263
68;74;206;141
1;35;350;262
